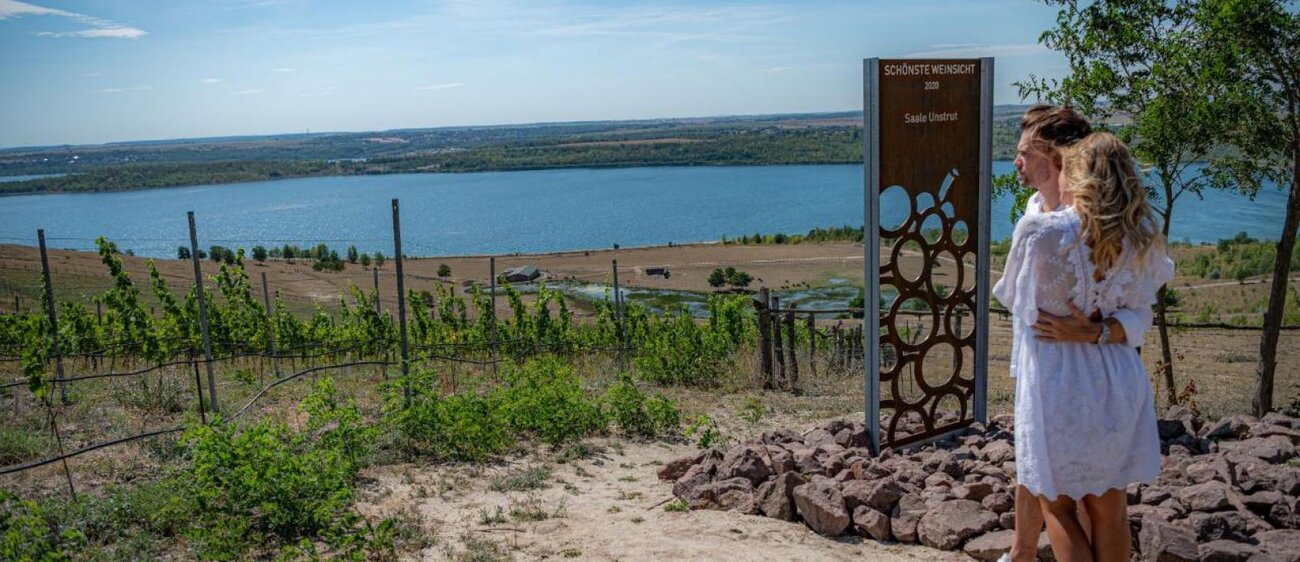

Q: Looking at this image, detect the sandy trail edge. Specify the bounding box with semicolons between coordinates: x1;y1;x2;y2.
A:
356;438;969;561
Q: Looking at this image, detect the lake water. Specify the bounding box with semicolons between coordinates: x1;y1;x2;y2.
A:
0;163;1287;258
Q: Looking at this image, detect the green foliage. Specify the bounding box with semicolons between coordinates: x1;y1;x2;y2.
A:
346;246;359;264
493;356;605;447
726;224;864;246
438;263;452;277
707;267;753;289
1182;232;1300;281
1;489;84;561
177;245;191;260
604;376;679;438
388;374;508;462
684;414;724;449
251;245;268;262
737;396;765;424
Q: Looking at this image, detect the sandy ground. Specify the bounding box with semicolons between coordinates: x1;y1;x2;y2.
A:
356;436;969;562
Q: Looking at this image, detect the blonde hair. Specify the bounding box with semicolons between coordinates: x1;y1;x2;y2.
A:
1064;132;1164;278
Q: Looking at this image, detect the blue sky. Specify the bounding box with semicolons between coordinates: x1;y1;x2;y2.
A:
0;0;1067;148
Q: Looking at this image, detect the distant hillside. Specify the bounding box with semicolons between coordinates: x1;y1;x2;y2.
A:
0;109;1026;195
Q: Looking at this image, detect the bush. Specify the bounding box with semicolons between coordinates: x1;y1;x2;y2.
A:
604;377;679;438
636;307;736;387
493;356;605;446
1;489;84;561
390;382;509;462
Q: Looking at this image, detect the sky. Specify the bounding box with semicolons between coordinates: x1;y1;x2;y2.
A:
0;0;1068;148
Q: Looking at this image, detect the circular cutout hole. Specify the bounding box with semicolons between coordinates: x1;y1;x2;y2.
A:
920;212;945;245
880;185;912;233
918;340;959;390
892;296;936;347
929;249;962;299
930;391;968;427
894;238;926;284
948;300;976;340
951;219;970;247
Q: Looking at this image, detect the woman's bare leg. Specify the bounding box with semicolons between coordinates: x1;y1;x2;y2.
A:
1011;484;1045;562
1081;489;1129;562
1039;495;1094;562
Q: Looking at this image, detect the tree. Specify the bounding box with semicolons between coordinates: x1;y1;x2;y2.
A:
1196;0;1300;415
438;263;452;277
347;245;359;264
177;246;190;260
1022;0;1228;406
252;245;268;262
728;270;753;289
373;252;386;268
708;268;727;288
359;253;371;268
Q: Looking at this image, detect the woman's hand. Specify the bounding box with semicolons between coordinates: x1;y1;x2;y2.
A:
1033;303;1102;343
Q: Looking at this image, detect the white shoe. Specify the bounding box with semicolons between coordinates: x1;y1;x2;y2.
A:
995;555;1012;562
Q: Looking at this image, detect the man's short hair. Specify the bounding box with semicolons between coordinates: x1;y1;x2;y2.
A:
1020;103;1091;151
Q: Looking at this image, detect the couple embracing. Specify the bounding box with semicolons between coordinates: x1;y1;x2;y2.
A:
993;105;1175;562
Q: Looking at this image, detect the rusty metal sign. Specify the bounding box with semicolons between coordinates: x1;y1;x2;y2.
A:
863;58;992;451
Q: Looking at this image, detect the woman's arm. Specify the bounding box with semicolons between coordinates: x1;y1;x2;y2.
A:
1032;303;1128;344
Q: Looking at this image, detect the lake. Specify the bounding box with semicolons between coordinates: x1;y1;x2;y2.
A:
0;163;1288;258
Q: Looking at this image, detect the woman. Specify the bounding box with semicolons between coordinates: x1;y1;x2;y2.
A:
992;132;1174;562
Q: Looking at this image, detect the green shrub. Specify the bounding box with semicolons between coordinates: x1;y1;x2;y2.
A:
493;356;605;446
391;387;509;462
604;377;680;438
1;489;84;561
636;307;735;387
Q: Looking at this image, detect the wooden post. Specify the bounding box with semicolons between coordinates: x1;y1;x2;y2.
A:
260;271;276;387
756;287;773;388
489;256;499;376
12;294;18;314
372;267;381;315
37;230;68;404
831;323;842;372
772;295;785;388
95;300;102;325
392;199;411;404
612;259;623;370
807;313;817;378
187;213;218;413
785;309;798;390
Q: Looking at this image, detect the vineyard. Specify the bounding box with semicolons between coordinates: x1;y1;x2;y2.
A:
0;214;867;559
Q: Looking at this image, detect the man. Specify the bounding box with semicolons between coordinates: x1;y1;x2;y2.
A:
1003;104;1153;562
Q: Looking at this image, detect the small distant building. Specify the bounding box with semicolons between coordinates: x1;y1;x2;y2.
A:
500;265;540;283
645;266;671;278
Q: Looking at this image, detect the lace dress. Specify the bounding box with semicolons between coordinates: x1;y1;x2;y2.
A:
992;207;1175;500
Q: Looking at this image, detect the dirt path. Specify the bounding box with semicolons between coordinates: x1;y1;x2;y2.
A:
356;438;968;562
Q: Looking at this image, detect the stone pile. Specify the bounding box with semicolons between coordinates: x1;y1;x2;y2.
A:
658;407;1300;561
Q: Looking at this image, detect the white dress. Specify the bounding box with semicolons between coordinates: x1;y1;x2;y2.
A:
992;206;1175;500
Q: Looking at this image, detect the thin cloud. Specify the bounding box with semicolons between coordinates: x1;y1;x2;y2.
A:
97;86;151;93
415;83;462;91
766;66;791;73
272;67;296;73
903;43;1047;58
0;0;147;39
234;89;263;95
199;78;223;84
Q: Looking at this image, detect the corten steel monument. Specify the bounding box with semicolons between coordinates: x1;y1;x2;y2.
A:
863;58;993;451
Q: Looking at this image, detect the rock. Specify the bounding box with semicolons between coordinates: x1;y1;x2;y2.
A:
673;463;714;504
1261;412;1298;429
702;477;758;513
852;505;891;541
917;499;999;550
1218;437;1295;464
1248;424;1300;446
953;482;995;502
962;529;1054;562
924;472;956;489
761;428;800;445
1188;457;1236;485
1144;487;1175;506
1253;530;1300;562
982;492;1014;514
1267;495;1298;529
1242;490;1283;514
1197;540;1258;562
1186;511;1248;542
658;455;696;481
1138;516;1198;562
757;471;806;521
1204;415;1256;440
891;493;927;543
980;440;1016;464
765;445;796;474
1166;404;1203;434
1130;504;1180;528
803;428;836;448
841;478;903;513
1160;419;1191;441
999;511;1015;530
793;477;850;536
718;444;772;485
1180;481;1233;512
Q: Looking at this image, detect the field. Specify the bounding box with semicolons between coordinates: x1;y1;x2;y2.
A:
0;239;1296;560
